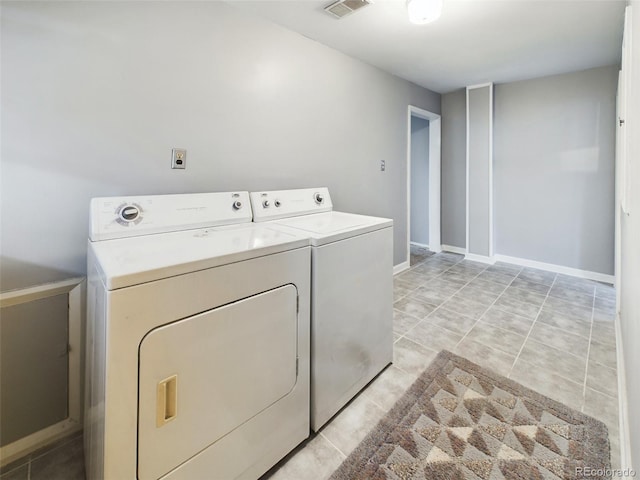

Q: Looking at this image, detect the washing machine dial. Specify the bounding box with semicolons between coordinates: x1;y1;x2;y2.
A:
274;199;281;208
314;192;324;205
263;200;270;208
232;200;243;210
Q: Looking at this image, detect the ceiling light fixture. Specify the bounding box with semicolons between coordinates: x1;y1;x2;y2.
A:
407;0;442;24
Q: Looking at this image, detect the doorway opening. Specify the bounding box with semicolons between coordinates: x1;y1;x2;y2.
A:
406;106;441;268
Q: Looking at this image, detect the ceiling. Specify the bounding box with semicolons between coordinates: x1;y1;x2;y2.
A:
229;0;626;93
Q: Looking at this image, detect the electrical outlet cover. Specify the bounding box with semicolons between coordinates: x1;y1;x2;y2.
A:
171;148;186;169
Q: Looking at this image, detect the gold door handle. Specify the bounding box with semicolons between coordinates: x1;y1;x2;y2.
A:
156;375;178;427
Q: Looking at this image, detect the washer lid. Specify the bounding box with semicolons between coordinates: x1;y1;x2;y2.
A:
90;224;308;290
274;211;392;246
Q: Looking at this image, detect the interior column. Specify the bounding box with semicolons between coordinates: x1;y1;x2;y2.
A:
466;83;494;262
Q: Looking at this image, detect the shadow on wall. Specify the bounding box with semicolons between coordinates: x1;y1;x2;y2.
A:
0;257;78;292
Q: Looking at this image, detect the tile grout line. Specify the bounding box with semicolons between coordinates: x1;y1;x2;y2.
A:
398;268;481;343
392;362;416;378
453;265;524;350
586;384;618;400
400;264;596;382
393;256;457;303
318;432;348;460
400;260;599;376
360;391;389;413
507;273;559;379
581;285;597;411
456;325;531;358
394;256;471;342
400;262;528;348
496;275;600;388
546;278;599;309
393;359;441;383
393;255;464;334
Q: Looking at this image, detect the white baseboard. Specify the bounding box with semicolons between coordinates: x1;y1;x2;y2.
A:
393;261;410;275
0;418;81;467
465;253;496;265
494;254;615;284
441;244;467;255
419;247;614;284
410;242;429;249
615;312;633;469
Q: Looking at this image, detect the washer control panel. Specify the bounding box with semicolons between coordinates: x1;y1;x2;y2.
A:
90;192;252;241
250;188;332;222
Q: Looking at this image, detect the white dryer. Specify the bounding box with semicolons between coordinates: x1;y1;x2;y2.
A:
250;188;393;431
84;192;310;480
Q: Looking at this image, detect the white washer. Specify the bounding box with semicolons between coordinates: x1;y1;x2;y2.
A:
250;188;393;431
84;192;311;480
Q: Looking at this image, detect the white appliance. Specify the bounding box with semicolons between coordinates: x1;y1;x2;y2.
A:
250;187;393;431
84;192;311;480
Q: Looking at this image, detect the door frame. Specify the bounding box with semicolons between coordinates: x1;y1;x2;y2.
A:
406;105;442;268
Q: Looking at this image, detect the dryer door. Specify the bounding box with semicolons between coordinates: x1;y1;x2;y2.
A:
137;284;298;480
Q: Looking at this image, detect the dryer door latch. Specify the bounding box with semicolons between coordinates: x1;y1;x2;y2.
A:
156;374;178;427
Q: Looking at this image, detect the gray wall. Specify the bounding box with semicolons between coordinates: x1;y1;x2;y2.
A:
1;294;69;446
0;1;440;278
620;0;640;467
494;66;617;274
467;86;492;257
441;90;467;249
410;116;429;246
440;67;616;274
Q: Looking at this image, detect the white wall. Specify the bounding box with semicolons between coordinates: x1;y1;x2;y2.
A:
0;1;440;280
410;116;429;246
619;1;640;468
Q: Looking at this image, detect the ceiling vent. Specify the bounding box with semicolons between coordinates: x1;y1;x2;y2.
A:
324;0;372;19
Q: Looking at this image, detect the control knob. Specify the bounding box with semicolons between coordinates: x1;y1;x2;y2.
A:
274;199;281;208
263;200;270;208
232;200;243;210
314;192;324;204
120;205;139;222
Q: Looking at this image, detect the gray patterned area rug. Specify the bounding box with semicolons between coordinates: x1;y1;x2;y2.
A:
330;351;610;480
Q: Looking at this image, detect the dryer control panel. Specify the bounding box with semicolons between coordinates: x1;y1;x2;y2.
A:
90;192;252;241
250;188;333;222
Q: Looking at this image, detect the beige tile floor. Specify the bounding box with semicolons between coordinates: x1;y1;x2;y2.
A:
0;251;620;480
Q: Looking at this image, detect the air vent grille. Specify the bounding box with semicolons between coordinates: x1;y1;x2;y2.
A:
324;0;371;18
